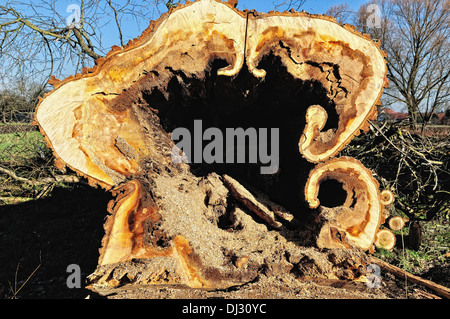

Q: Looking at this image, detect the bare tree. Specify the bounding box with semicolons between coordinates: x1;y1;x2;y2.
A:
273;0;306;11
354;0;450;130
0;77;43;123
0;0;180;96
325;3;353;24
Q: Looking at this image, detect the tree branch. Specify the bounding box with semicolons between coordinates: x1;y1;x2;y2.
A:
71;27;102;60
106;0;124;47
0;164;80;186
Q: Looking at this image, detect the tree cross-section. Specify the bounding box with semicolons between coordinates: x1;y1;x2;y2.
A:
35;0;392;290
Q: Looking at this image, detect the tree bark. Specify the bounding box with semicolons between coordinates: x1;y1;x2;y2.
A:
35;0;390;290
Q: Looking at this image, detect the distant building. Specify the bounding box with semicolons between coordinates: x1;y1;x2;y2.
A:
379;108;448;125
437;112;448;125
378;108;409;122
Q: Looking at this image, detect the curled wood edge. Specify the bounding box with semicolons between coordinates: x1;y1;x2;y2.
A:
304;156;385;251
34;0;388;190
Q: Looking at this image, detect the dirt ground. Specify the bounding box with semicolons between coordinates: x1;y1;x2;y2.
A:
0;184;447;299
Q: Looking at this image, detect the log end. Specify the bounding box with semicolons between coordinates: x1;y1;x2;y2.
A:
380;189;395;206
388;216;408;231
374;229;396;251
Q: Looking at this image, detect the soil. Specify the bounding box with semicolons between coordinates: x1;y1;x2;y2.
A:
0;183;448;299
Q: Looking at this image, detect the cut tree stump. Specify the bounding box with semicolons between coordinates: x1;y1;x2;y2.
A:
34;0;391;291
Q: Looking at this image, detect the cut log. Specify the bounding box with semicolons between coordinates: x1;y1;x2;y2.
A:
34;0;389;291
35;0;387;187
380;189;394;206
374;229;396;251
388;216;408;231
245;13;387;163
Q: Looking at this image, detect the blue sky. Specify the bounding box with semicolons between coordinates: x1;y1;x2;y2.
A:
236;0;367;14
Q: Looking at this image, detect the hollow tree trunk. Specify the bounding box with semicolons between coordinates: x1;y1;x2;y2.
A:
34;0;391;291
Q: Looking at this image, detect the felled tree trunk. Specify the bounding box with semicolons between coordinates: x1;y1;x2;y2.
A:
35;0;391;290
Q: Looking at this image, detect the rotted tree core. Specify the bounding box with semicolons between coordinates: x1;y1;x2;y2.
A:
35;0;391;290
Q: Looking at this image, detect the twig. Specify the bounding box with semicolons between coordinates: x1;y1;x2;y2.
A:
369;122;406;156
0;196;34;205
370;256;450;299
0;164;32;184
399;133;443;165
400;228;408;298
9;260;41;299
0;164;80;186
106;0;124;47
